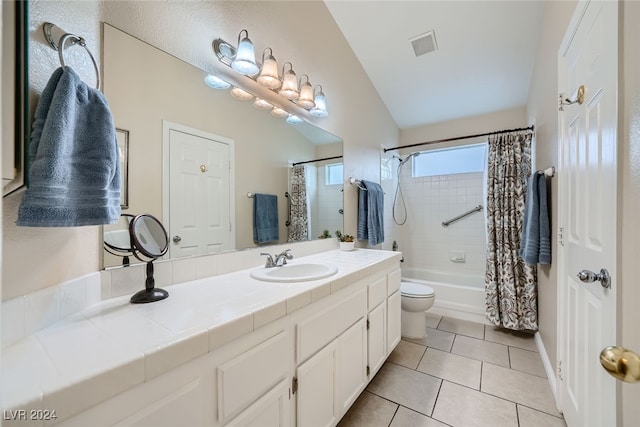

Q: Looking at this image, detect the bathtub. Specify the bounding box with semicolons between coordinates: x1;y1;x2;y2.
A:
401;268;487;324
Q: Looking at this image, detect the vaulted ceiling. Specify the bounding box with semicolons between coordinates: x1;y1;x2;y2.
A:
324;1;545;129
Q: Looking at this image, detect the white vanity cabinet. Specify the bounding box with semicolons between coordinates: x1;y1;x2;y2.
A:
48;258;403;427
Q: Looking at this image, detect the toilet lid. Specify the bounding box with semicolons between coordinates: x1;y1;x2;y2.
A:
401;282;435;297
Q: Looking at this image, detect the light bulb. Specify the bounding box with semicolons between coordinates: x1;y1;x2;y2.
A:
257;48;281;89
231;29;259;75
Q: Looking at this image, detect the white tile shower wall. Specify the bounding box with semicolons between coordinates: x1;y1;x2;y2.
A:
1;272;102;349
314;163;343;238
397;170;486;276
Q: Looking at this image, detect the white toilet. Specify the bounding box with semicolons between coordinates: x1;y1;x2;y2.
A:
400;281;436;339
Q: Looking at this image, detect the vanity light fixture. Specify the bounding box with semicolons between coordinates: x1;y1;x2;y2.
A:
309;85;328;117
204;73;231;89
279;62;300;101
286;114;304;124
211;29;328;120
253;98;273;110
297;75;315;110
230;86;254;101
271;107;289;118
257;48;281;89
231;29;259;75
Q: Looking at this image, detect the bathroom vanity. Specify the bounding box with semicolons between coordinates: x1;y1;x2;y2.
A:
2;249;401;426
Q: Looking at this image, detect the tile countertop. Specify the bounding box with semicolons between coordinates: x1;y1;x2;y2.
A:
2;249;402;423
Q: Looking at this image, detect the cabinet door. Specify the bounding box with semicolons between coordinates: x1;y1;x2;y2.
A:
368;302;387;377
297;340;338;427
336;318;368;416
226;379;290;427
387;290;402;354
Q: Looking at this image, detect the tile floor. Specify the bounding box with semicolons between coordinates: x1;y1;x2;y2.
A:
339;314;566;427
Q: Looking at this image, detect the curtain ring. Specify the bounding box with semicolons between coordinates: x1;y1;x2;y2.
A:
58;33;101;91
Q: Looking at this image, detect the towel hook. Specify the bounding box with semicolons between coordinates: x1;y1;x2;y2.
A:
43;22;101;91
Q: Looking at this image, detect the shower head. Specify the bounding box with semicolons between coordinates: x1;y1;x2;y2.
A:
395;151;420;165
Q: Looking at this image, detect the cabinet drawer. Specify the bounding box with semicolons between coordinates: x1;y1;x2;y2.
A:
217;330;289;424
368;276;387;310
296;288;367;363
388;269;401;295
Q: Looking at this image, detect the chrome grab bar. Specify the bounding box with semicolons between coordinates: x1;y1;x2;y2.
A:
442;205;483;227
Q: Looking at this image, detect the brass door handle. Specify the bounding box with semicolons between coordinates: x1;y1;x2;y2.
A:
600;346;640;383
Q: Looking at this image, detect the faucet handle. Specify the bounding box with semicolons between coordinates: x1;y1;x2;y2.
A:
260;252;276;268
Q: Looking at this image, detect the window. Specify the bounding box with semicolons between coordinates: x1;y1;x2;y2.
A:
412;143;486;177
325;163;343;185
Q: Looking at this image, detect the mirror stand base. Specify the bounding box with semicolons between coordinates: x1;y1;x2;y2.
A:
130;288;169;304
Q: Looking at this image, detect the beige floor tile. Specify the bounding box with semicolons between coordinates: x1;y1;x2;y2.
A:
481;363;561;417
425;312;442;329
451;335;510;367
517;405;566;427
388;340;426;369
338;391;398;427
390;406;448;427
367;362;441;415
417;347;482;390
438;316;485;339
509;347;546;378
432;381;518;427
484;326;537;351
405;327;455;352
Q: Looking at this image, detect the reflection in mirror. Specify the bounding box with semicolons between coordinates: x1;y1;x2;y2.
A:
102;24;343;268
129;213;169;304
103;214;134;266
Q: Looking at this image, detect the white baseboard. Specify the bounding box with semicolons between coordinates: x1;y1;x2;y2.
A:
535;331;561;411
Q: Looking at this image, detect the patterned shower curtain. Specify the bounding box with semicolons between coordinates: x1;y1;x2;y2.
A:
287;164;309;242
485;130;538;331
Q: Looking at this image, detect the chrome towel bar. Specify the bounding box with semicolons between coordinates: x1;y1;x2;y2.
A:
442;205;483;227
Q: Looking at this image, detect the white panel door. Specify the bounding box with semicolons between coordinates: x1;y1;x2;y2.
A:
335;318;367;416
557;2;617;426
168;127;232;258
368;302;387;376
296;341;337;427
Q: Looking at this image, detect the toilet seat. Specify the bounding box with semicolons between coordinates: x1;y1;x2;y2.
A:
400;282;435;298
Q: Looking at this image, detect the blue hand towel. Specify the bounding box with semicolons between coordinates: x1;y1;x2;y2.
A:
520;173;551;264
356;180;384;246
17;67;121;227
253;193;279;243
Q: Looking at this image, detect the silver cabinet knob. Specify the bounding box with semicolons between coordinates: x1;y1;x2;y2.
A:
577;268;610;288
172;235;182;243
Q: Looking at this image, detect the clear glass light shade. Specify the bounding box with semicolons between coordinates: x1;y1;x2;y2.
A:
310;87;328;117
230;87;254;101
253;98;273;110
286;114;304;124
204;74;231;89
257;54;281;89
231;31;259;75
271;107;289;118
297;81;315;109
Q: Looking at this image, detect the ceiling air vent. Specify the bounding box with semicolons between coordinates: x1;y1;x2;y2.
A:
409;30;438;57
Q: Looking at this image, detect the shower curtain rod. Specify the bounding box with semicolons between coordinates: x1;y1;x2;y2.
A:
292;155;343;167
382;125;535;153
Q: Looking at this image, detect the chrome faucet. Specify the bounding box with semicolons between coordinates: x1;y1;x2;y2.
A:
275;249;293;266
260;253;276;268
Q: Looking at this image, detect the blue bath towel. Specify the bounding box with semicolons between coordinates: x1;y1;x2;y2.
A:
520;174;551;264
357;180;385;246
17;67;121;227
253;193;279;243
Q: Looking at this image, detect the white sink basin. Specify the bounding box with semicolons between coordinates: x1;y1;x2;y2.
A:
250;263;338;283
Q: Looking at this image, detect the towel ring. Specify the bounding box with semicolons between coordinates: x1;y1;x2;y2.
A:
43;22;101;90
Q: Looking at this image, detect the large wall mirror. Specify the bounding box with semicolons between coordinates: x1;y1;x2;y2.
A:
102;25;343;268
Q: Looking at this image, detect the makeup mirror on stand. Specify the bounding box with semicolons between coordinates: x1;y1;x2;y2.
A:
128;213;170;304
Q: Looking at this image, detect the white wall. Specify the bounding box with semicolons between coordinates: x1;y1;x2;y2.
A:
2;1;398;300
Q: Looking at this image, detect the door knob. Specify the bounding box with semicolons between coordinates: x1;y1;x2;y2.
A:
600;346;640;383
577;268;610;288
172;235;182;243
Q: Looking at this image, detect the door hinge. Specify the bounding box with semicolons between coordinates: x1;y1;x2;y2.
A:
558;226;565;247
366;365;370;376
557;360;563;381
366;319;370;330
292;376;298;395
